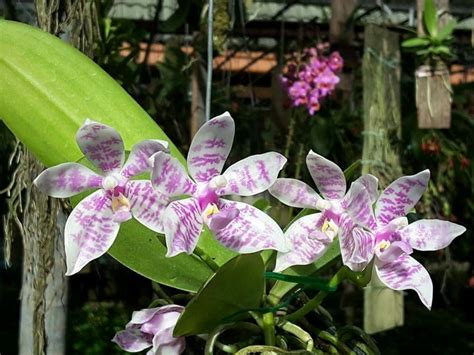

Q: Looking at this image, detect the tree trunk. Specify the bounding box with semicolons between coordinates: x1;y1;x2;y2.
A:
362;24;404;334
416;0;452;128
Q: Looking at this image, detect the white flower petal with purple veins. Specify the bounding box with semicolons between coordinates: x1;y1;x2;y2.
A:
76;119;125;174
375;170;430;225
213;199;288;253
342;181;377;230
112;327;152;353
306;150;346;200
152;338;185;355
376;241;413;264
268;178;321;209
354;174;379;204
64;190;120;275
121;139;169;179
34;162;103;198
127;180;168;234
375;254;433;309
400;219;466;251
163;198;203;256
187;112;235;183
339;223;375;272
219;152;287;196
274;213;329;272
151;152;197;197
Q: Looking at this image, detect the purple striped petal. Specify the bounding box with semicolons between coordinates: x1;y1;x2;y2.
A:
339;221;375;272
274;213;330;272
127;180;168;234
121;139;169;179
375;170;430;225
34;162;103;198
187;112;235;182
213;199;288;253
376;241;413;263
220;152;287;196
354;174;379;204
400;219;466;251
152;338;185;355
65;190;120;275
151;152;196;197
376;254;433;309
268;178;321;209
113;327;151;352
342;181;377;230
306;150;346;200
163;198;203;257
76;119;125;174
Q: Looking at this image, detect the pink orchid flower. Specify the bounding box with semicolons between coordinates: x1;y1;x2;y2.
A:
269;151;378;272
352;170;466;309
34;119;169;275
113;305;185;355
150;112;288;257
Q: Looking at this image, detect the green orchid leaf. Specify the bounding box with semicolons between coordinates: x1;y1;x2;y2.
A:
0;20;227;292
401;37;431;48
343;159;361;182
173;253;264;336
253;198;272;212
438;19;457;41
431;45;452;56
423;0;438;38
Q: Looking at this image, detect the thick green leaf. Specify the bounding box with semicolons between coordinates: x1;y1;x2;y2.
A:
423;0;438;38
438;19;456;41
343;159;361;182
401;37;430;48
0;20;224;291
174;254;264;336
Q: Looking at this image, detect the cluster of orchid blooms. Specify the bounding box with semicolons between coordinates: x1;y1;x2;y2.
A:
35;113;465;354
281;46;343;115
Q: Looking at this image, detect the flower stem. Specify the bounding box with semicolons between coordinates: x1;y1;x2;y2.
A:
193;245;220;271
262;312;276;346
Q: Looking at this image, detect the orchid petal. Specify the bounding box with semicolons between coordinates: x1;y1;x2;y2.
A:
306;150;346;200
213;199;288;253
268;178;321;209
376;254;433;309
163;198;203;257
121;139;169;179
220;152;287;196
129;307;161;326
187;112;235;182
208;207;240;231
342;181;377;230
76;119;125;173
127;180;168;234
34;162;102;198
375;170;430;225
400;219;466;251
153;338;185;355
151;152;196;197
112;327;151;352
274;213;330;272
339;219;375;272
376;241;413;263
354;174;379;203
65;190;120;275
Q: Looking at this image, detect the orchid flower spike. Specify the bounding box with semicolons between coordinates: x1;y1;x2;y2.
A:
34;119;169;275
113;305;185;355
352;170;466;309
150;112;288;256
270;150;379;272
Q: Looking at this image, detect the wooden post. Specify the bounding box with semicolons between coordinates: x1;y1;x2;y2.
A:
362;24;404;334
416;0;452;128
191;55;207;137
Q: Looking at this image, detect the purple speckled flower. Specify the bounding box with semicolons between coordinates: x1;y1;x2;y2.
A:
270;150;378;272
150;112;288;257
351;171;466;309
281;47;343;115
34;119;169;275
113;305;185;355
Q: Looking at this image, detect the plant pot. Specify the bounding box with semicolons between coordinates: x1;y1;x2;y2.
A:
415;61;452;128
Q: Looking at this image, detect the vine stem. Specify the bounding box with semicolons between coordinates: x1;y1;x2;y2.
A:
262;312;276;346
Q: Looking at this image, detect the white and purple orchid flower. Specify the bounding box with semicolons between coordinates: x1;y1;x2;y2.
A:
150;112;288;257
269;150;378;272
113;305;185;355
34;119;169;275
351;170;466;309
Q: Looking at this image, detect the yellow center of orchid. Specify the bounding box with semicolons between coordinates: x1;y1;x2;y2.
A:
111;193;131;213
202;203;220;223
377;240;391;252
321;219;338;240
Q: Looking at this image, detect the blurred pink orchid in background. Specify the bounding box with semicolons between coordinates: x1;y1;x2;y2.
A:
34;119;169;275
113;305;185;355
150;112;288;257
